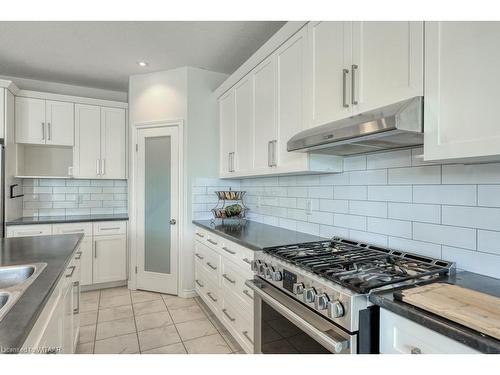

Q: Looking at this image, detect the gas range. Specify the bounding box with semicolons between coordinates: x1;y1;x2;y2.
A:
251;237;455;333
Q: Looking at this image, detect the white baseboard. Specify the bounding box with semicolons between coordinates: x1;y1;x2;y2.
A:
81;280;127;292
178;289;198;298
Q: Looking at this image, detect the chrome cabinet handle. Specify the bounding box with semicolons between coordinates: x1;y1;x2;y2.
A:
101;159;105;176
207;292;217;302
222;274;236;284
342;68;350;108
75;251;82;260
242;258;252;265
100;227;120;231
96;159;100;176
47;122;51;141
195;232;205;238
18;230;43;235
195;279;204;288
62;229;84;234
222;246;235;255
228;152;235;172
207;239;218;245
206;262;217;270
242;330;253;344
65;265;76;278
351;64;358;105
271;140;277;167
267;141;273;167
195;253;204;260
228;152;232;172
41;122;45;140
242;289;253;300
222;308;236;322
73;281;80;314
94;244;97;259
410;347;422;354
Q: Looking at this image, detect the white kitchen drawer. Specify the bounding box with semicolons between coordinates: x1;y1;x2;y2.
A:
194;241;220;285
202;277;222;313
221;291;254;352
221;258;254;309
194;227;208;241
380;308;480;354
7;224;52;238
93;221;127;236
218;237;255;273
53;222;92;236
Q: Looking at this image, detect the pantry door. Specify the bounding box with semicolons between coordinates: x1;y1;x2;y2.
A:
136;125;179;294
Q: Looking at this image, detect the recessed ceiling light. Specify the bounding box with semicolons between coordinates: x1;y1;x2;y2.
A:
137;61;148;67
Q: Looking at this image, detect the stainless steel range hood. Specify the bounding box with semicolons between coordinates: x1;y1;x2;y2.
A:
288;96;423;156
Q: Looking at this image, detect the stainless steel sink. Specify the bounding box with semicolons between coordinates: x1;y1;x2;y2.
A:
0;263;47;322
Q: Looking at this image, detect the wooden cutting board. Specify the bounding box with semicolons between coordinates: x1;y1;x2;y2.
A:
398;283;500;340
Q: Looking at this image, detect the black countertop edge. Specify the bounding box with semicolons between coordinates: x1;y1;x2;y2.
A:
0;234;84;352
369;271;500;354
6;214;129;226
192;219;326;251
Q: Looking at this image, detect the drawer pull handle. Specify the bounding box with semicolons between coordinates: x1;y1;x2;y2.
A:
242;258;252;265
242;289;253;300
62;229;84;234
207;239;218;245
410;347;422;354
75;251;82;260
207;292;217;302
206;262;217;270
195;279;204;288
19;231;43;235
242;330;253;344
222;308;236;322
195;253;204;260
66;265;76;278
222;247;236;255
222;274;236;284
195;232;205;238
100;227;120;231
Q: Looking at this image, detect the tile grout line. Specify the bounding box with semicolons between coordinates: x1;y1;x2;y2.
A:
129;290;141;354
161;294;189;354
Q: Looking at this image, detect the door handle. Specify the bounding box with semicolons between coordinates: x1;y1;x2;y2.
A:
47;122;51;141
170;219;176;225
351;64;358;105
342;68;350;108
41;122;45;141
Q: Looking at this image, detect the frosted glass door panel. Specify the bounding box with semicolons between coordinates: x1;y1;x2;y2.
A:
144;135;171;274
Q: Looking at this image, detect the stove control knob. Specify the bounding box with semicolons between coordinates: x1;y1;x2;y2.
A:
271;270;282;281
314;293;330;311
265;266;274;279
292;282;304;295
251;260;260;272
258;263;268;276
303;287;317;303
328;300;345;318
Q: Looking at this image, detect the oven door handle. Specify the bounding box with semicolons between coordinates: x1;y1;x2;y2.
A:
246;279;349;354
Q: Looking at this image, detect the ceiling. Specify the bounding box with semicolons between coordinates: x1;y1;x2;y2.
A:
0;21;285;92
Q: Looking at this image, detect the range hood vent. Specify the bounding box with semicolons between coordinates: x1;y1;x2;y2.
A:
287;96;424;156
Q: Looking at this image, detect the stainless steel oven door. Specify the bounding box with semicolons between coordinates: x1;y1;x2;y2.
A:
246;278;357;354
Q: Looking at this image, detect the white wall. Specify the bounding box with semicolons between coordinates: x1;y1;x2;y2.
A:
128;67;227;297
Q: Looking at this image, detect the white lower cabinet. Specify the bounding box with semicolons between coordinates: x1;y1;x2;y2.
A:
379;308;479;354
194;227;254;353
7;220;128;287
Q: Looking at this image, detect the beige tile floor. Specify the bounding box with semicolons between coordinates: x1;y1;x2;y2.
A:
76;286;245;354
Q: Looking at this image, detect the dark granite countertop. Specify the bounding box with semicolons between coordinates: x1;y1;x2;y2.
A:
6;213;129;226
0;234;83;352
192;220;325;251
369;271;500;354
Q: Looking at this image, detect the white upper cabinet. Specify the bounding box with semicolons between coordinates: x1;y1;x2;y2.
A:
0;89;5;139
74;104;127;179
101;107;126;179
424;21;500;162
309;21;352;127
45;100;74;146
234;76;254;174
219;90;236;176
15;97;74;146
253;56;277;170
15;97;46;144
351;21;423;113
75;104;101;178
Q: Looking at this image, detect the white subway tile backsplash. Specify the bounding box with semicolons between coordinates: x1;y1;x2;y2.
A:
22;179;128;217
367;217;412;238
413;185;477;206
367;185;412;202
413;222;476;250
388;203;441;224
367;149;412;170
388;165;441;185
192;146;500;279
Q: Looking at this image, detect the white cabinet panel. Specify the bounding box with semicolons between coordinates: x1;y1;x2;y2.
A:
79;239;93;286
93;234;127;284
45;101;74;146
352;21;423;114
309;21;352;127
6;224;52;237
219;90;236;176
234;76;254;173
253;56;277;170
15;97;46;144
424;21;500;162
0;89;4;139
101;107;126;179
74;104;101;178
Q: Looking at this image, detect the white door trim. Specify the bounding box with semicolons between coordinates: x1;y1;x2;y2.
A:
128;119;184;295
